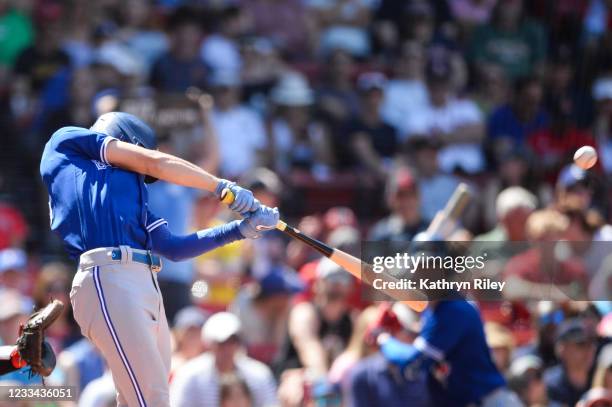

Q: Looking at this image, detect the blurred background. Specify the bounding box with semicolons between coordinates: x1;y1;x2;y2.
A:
0;0;611;406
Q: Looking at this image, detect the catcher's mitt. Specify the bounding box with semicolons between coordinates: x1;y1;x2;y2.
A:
15;299;64;377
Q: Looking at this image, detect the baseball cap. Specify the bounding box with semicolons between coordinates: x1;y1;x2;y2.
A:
0;248;26;274
241;167;282;196
357;72;386;93
509;355;543;378
0;290;28;321
201;312;241;343
252;267;305;299
556;318;596;343
495;186;537;219
270;72;314;106
316;258;352;286
557;164;588;189
173;306;209;330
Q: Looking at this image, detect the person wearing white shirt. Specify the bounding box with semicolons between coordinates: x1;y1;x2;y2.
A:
208;71;268;178
405;56;486;174
170;312;278;407
381;41;429;136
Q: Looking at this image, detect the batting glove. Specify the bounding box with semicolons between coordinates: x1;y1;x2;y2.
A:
215;179;260;215
239;206;279;239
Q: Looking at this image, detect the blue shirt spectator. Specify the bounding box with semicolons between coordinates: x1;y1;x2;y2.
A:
347;352;430;407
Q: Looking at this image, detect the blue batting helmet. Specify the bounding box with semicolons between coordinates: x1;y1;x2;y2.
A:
91;112;158;182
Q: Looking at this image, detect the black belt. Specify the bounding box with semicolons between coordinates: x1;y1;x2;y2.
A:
110;249;162;272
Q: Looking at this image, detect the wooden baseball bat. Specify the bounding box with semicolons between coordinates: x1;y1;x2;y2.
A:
220;189;428;312
426;182;471;238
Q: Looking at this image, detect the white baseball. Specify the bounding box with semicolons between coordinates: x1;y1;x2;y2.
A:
573;146;598;170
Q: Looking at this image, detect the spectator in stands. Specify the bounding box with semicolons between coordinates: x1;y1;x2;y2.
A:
381;40;428;137
506;355;549;407
118;0;169;73
346;303;430;407
592;75;612;174
274;258;354;377
0;1;34;68
488;76;549;166
150;7;207;92
219;373;254;407
308;0;374;58
544;318;598;406
241;0;312;60
0;248;29;294
341;72;397;180
554;164;594;213
268;72;333;177
468;0;547;80
544;45;592;129
230;267;303;364
170;306;208;375
448;0;497;31
42;67;98;137
369;167;427;242
408;136;460;222
0;203;28;249
170;312;278;407
316;50;359;127
528;97;596;184
200;5;242;75
241;37;286;91
475;186;537;248
470;63;509;117
57;338;105;397
328;305;379;388
13;17;70;94
78;368;116;407
405;53;486;174
32;262;80;352
503;209;588;301
209;70;267;178
484;322;515;373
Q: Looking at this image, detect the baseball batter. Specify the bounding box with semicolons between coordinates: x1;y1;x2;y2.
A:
39;112;279;407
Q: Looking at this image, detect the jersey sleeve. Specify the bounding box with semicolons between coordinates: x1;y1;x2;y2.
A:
51;127;116;164
145;210;168;233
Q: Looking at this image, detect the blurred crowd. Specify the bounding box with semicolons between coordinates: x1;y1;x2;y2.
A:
0;0;612;406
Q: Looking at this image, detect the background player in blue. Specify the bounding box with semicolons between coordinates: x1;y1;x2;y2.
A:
375;240;523;407
39;112;279;407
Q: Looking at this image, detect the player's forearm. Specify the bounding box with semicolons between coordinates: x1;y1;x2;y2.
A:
106;140;220;192
150;222;244;262
145;150;220;191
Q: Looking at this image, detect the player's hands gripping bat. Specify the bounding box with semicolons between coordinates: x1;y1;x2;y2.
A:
14;299;64;377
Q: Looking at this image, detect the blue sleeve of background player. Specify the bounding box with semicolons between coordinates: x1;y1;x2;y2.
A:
380;304;467;371
50;127;115;164
149;221;244;262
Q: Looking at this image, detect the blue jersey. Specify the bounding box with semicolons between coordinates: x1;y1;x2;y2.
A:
40;126;167;259
417;299;505;406
380;297;505;406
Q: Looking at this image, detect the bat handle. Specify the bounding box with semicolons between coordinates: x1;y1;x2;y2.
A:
220;188;235;205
